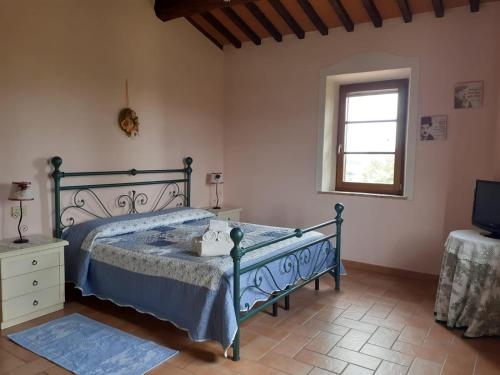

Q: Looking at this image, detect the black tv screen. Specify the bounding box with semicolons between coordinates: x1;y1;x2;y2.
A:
473;180;500;237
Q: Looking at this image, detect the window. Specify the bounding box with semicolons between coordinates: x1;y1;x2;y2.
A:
335;79;409;196
317;55;418;198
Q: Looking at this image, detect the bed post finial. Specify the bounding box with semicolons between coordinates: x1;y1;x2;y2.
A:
51;156;62;171
184;156;193;172
230;227;244;361
51;156;63;238
334;203;344;222
230;228;244;251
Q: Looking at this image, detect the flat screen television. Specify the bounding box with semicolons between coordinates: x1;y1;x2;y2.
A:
472;180;500;239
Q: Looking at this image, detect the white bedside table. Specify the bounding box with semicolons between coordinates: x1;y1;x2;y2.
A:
0;235;68;329
203;207;242;222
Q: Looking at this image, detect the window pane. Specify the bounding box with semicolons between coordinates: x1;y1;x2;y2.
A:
344;154;395;184
346;92;398;122
345;122;397;152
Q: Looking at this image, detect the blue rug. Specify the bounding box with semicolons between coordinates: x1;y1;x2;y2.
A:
8;313;177;375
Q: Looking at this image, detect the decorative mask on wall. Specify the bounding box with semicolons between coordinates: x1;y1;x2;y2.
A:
118;79;139;137
118;107;139;137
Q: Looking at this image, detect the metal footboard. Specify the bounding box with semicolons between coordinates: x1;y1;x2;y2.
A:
230;203;344;361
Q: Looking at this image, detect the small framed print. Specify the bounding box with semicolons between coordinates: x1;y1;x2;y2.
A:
454;81;483;109
420;115;447;141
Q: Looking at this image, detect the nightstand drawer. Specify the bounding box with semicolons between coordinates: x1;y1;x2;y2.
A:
2;285;62;321
1;249;61;279
1;267;62;300
203;207;242;222
219;211;240;221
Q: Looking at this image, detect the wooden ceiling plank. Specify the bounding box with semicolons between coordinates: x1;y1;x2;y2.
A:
470;0;480;12
201;11;242;48
432;0;444;17
328;0;354;32
222;7;261;45
361;0;382;27
297;0;328;35
245;3;283;42
269;0;306;39
186;16;224;49
155;0;254;21
396;0;412;23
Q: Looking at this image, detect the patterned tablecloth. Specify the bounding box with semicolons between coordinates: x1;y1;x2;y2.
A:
435;230;500;337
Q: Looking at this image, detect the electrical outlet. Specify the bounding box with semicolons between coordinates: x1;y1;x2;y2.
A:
11;205;26;218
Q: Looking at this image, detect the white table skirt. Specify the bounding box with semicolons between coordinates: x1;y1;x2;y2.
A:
435;230;500;337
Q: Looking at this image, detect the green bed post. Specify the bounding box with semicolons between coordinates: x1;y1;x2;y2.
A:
230;227;244;361
51;156;63;239
334;203;344;290
184;157;192;207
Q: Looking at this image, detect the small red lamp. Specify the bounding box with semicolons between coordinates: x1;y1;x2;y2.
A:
8;181;34;244
208;173;224;209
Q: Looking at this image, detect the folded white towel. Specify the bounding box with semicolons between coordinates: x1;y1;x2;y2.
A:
202;230;231;243
192;220;234;257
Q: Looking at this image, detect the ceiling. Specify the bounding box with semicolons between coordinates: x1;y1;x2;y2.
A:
154;0;496;49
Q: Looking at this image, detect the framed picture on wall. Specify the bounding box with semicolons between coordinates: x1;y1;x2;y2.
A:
454;81;483;109
420;115;447;141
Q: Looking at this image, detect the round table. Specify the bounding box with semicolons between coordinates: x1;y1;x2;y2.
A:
435;230;500;337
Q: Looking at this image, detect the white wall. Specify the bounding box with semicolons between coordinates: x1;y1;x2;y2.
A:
0;0;225;239
3;1;500;275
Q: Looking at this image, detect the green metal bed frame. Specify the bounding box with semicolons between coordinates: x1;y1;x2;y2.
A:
50;156;343;361
229;204;343;360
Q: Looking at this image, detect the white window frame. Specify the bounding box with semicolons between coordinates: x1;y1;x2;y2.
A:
316;53;419;199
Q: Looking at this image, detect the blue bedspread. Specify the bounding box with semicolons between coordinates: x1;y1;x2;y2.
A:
64;207;341;352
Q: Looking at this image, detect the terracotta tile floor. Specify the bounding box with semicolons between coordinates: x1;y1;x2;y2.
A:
1;267;499;374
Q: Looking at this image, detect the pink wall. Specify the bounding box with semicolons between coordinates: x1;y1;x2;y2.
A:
2;1;499;275
0;0;224;239
495;42;500;178
223;3;500;274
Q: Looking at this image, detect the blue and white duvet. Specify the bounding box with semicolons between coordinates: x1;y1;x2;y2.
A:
64;207;340;351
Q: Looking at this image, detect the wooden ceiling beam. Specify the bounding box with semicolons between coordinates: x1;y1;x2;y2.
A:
186;16;223;49
396;0;412;23
245;3;282;42
361;0;382;28
297;0;328;36
470;0;480;12
432;0;444;17
155;0;253;21
269;0;305;39
201;11;242;48
328;0;354;32
221;7;261;45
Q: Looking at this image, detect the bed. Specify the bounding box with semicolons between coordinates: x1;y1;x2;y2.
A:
51;156;344;360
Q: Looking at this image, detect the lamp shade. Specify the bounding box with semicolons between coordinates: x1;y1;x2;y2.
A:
208;173;224;184
8;182;34;201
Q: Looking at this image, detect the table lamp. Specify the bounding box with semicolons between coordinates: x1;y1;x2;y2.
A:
208;173;224;209
8;181;34;244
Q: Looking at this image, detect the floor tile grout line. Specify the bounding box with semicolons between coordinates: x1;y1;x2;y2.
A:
328;345;387;369
359;341;416;369
437;355;445;375
471;352;479;375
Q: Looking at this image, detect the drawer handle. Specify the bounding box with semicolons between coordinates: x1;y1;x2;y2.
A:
32;260;37;266
33;280;38;286
33;300;39;306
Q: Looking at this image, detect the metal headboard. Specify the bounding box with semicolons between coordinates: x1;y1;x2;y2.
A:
51;156;193;238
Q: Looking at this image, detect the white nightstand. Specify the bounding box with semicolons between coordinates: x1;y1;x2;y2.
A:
0;235;67;329
204;207;242;222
